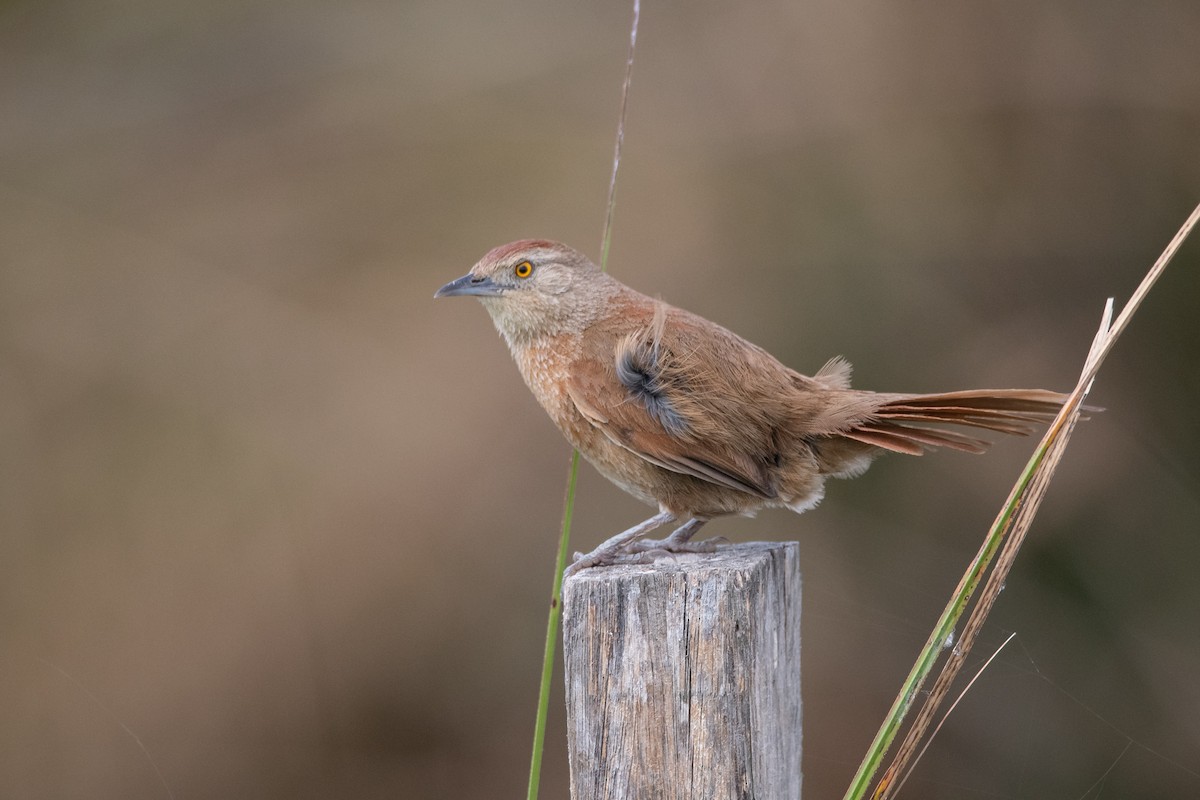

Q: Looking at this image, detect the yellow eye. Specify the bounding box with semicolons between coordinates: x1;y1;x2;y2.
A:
514;260;533;279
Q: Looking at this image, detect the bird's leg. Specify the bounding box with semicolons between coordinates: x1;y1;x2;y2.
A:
564;510;676;578
627;517;727;555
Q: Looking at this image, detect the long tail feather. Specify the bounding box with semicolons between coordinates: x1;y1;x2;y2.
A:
844;389;1080;456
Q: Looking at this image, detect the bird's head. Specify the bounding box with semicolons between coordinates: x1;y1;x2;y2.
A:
435;240;611;344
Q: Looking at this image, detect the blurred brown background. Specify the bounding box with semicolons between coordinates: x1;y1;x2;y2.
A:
2;0;1199;797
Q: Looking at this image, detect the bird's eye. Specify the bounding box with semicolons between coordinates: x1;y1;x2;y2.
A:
514;260;533;279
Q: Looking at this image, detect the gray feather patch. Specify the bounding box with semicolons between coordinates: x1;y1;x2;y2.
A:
616;341;688;436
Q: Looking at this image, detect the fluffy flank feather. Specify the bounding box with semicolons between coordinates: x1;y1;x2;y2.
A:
814;356;853;389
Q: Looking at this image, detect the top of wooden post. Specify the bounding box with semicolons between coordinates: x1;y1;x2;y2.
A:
563;541;802;800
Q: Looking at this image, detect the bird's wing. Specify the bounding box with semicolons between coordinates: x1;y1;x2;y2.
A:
565;374;776;498
564;303;779;499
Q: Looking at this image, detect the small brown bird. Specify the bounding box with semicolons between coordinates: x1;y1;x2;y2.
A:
436;240;1069;576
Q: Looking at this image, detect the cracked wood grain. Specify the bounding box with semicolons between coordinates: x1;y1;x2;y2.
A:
563;542;802;799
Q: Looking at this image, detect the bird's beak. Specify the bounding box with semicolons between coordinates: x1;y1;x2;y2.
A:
434;273;504;298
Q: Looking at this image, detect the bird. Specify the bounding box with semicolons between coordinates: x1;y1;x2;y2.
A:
435;239;1073;577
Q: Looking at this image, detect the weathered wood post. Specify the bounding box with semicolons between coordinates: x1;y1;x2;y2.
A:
563;541;802;799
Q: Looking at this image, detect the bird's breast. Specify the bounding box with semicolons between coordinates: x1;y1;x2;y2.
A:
507;333;659;506
509;334;590;440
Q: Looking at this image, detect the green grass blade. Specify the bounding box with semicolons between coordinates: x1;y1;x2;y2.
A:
525;4;640;799
844;356;1088;800
844;201;1200;800
526;450;580;800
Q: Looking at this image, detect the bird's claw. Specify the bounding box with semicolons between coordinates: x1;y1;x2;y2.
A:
626;535;729;554
565;536;731;578
564;548;618;578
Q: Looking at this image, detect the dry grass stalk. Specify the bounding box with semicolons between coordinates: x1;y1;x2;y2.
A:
846;201;1200;800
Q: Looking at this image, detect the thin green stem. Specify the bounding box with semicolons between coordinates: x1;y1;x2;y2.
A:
526;6;640;795
527;450;581;800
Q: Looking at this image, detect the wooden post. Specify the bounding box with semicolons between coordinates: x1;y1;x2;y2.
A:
563;541;802;800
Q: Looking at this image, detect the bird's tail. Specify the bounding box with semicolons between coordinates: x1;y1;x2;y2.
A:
840;389;1078;456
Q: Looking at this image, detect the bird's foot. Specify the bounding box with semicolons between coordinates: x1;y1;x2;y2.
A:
625;534;729;555
564;546;624;578
564;518;720;577
562;510;677;579
565;536;730;575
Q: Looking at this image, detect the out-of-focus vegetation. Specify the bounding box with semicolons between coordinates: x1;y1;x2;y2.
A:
2;1;1198;797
